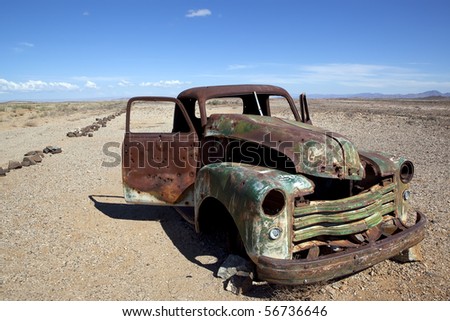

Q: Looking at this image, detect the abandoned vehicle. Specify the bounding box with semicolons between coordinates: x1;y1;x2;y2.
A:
121;84;426;285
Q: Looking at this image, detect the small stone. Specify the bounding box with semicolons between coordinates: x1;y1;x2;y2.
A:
31;154;42;162
22;156;37;166
8;160;22;170
224;272;253;295
218;254;254;280
88;133;93;137
0;167;6;176
44;146;62;154
25;150;45;158
392;244;424;263
67;132;75;137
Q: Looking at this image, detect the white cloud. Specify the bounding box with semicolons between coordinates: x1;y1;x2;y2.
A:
85;80;98;89
139;80;190;88
304;63;402;76
228;64;254;70
198;62;450;94
0;78;79;92
13;42;35;53
186;9;211;18
272;63;450;93
19;42;34;48
83;11;90;16
297;63;415;87
118;80;133;87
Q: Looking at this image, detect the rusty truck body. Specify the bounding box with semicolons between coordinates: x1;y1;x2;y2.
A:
122;84;426;285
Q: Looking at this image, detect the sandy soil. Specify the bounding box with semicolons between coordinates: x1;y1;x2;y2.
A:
1;98;449;301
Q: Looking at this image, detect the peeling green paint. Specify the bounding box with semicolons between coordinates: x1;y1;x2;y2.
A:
195;162;314;260
295;183;395;216
293;182;395;242
205;114;364;180
293;211;383;242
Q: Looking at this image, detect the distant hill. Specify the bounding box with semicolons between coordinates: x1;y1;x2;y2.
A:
309;90;450;99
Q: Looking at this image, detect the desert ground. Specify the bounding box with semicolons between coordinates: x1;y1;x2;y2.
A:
1;97;449;300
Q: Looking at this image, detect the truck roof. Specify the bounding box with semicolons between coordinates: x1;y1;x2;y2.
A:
177;84;293;101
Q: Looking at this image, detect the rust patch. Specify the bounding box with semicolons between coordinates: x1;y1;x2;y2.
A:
257;211;427;285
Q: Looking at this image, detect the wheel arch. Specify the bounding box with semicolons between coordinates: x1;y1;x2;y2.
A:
196;196;234;233
196;196;246;255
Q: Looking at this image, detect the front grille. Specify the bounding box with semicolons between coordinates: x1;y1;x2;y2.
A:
292;182;396;249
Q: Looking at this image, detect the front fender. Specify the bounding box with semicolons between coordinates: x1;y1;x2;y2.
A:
194;162;314;260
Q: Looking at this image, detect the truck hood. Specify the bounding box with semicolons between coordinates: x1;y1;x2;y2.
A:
204;114;364;180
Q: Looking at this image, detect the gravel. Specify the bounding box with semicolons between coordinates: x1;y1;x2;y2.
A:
1;98;449;300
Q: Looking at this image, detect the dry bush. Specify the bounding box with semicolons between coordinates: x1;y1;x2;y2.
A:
23;121;38;127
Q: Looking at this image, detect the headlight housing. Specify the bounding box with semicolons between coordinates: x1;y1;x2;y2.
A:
262;189;285;216
400;160;414;183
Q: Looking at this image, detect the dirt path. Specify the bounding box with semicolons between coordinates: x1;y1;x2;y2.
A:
1;99;449;300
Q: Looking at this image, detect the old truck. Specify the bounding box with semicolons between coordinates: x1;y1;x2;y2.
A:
122;84;426;285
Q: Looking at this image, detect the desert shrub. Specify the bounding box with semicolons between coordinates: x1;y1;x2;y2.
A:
24;121;38;127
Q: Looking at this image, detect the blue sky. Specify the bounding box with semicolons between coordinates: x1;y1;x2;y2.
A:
1;0;449;101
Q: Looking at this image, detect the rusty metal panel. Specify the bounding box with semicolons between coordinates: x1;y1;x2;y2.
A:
293;212;383;242
204;113;364;180
122;132;198;204
256;211;427;285
122;97;199;205
293;183;396;242
195;162;315;260
178;84;295;105
178;84;303;124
